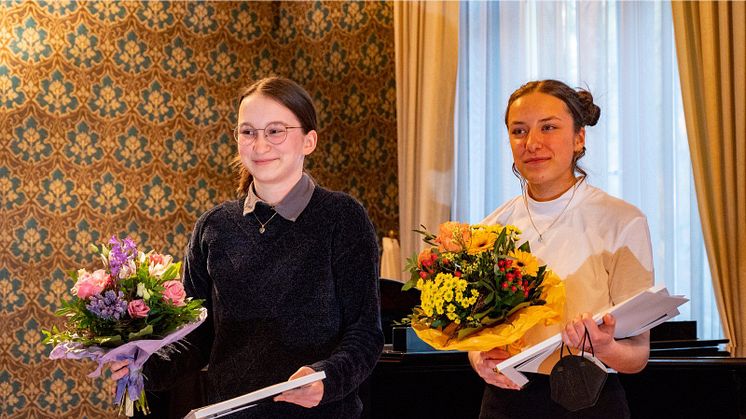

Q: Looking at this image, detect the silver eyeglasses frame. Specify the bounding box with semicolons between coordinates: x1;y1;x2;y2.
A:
233;123;303;146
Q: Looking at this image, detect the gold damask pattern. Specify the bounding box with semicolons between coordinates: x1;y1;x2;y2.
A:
0;1;397;417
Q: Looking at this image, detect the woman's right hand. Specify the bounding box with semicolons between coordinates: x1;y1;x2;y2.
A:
109;360;130;382
468;348;522;390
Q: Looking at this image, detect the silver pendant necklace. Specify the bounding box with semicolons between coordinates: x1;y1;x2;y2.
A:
252;210;278;234
523;179;581;243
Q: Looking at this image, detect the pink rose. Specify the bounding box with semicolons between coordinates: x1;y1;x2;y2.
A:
162;280;186;307
73;269;111;299
127;299;150;318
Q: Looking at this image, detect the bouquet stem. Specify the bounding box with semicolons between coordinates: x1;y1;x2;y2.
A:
116;366;149;417
138;388;150;415
117;385;149;417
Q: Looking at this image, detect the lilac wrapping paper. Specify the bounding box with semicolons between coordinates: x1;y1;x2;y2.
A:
50;308;207;410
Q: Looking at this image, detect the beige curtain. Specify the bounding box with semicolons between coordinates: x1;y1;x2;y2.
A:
394;1;459;268
672;2;746;355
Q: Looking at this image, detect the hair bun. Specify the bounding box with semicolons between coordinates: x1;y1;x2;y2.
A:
577;90;601;127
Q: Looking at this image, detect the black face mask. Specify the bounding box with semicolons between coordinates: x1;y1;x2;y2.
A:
549;327;608;411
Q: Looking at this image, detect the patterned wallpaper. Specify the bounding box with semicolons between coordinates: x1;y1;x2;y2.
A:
0;1;397;417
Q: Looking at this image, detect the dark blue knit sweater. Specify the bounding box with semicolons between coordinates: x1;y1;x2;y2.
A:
143;187;383;418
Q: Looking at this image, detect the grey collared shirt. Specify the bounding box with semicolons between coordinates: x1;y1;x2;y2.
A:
243;173;316;221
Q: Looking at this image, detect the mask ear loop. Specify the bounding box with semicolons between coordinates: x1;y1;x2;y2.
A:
580;326;595;357
559;325;596;358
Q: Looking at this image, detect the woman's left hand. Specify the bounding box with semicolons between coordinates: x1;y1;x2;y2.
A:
562;312;617;355
274;366;324;408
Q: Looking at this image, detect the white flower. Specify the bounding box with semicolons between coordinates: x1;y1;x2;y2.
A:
118;259;137;279
136;282;152;300
148;253;173;278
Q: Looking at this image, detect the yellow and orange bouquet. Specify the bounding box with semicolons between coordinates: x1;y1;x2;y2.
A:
403;222;564;352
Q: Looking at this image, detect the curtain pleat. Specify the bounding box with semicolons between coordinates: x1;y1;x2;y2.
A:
394;1;460;264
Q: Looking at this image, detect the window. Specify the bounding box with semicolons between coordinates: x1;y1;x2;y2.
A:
454;1;722;339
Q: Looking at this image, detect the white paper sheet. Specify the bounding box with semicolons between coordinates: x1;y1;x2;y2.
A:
183;371;326;419
495;285;688;386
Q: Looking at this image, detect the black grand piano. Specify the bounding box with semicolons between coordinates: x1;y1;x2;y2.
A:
364;279;746;419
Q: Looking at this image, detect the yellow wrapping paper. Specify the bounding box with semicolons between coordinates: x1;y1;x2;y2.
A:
412;270;565;352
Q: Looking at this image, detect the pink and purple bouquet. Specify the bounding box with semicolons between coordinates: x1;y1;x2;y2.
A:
42;236;206;416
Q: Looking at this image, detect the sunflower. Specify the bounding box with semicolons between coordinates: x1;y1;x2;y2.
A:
467;228;497;254
509;249;539;276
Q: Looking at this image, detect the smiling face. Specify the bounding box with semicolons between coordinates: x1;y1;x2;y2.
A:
236;94;317;196
506;92;585;200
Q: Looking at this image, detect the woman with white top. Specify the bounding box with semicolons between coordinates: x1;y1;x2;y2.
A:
469;80;654;418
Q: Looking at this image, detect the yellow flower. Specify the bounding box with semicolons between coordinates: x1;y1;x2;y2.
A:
412;276;566;351
467;228;497;254
510;249;539;276
484;224;508;235
443;289;454;302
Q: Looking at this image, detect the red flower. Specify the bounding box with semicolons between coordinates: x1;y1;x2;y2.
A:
418;248;435;269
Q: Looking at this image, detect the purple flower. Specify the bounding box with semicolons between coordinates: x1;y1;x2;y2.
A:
108;236;138;279
86;290;128;321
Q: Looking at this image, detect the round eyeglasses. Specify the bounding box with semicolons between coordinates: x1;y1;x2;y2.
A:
233;123;303;146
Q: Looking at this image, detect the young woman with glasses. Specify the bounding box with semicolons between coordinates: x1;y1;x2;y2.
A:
468;80;654;418
110;77;383;418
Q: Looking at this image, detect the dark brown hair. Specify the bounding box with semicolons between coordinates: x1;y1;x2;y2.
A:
504;79;601;179
233;76;318;196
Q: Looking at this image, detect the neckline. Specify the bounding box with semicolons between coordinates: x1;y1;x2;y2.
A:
524;177;587;216
243;173;316;220
522;178;586;243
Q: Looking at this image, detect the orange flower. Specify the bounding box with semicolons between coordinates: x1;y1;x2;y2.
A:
435;221;471;252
